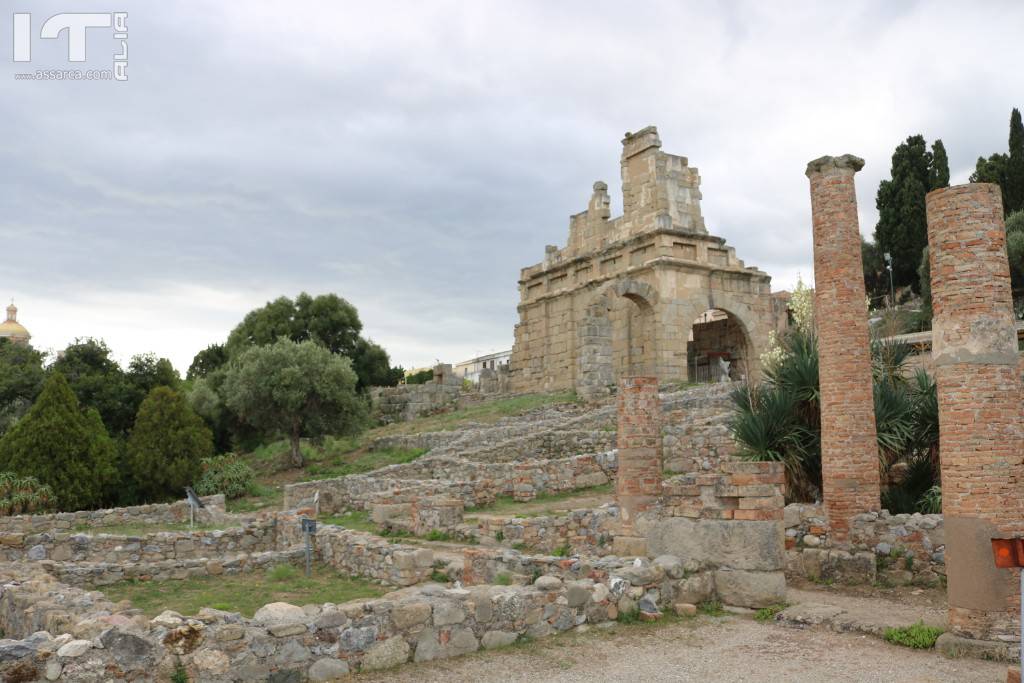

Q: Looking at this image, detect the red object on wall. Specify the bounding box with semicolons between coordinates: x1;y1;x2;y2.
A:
991;539;1024;569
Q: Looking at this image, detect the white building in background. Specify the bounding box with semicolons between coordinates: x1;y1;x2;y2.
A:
454;349;511;383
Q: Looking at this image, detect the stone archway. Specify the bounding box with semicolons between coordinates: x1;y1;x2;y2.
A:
687;307;754;383
576;279;658;400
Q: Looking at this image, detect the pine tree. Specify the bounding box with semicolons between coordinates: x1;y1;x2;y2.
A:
0;373;116;511
1005;108;1024;213
929;140;950;190
127;387;213;502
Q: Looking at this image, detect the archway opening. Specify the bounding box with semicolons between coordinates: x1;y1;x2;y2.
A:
687;308;750;383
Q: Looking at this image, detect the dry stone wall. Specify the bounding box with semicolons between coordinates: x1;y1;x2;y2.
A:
0;494;226;534
783;503;945;587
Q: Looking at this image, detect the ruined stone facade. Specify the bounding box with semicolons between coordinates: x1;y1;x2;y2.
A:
806;155;881;542
509;126;778;398
926;183;1024;644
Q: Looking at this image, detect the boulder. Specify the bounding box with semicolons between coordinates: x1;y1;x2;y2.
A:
308;658;349;681
362;636;411;671
254;602;306;626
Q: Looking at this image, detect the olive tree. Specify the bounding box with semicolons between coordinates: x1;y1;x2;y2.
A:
222;339;365;468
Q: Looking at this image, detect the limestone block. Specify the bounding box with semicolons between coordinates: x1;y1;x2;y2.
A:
646;518;784;571
713;569;786;608
308;658;350;681
253;602;306;626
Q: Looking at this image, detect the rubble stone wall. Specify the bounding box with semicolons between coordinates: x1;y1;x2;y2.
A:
0;494;226;534
0;519;276;564
782;502;945;587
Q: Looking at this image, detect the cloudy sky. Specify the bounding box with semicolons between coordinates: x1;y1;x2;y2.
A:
2;1;1023;373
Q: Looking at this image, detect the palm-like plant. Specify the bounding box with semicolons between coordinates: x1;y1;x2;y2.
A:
0;473;55;515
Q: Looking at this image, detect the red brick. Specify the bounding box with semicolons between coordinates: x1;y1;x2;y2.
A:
806;155;881;542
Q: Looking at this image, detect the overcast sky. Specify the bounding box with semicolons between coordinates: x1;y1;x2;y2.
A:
2;1;1023;373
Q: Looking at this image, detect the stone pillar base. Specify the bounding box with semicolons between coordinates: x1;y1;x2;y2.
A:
612;536;648;557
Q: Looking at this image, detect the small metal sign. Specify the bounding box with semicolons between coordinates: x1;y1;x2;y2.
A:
302;518;317;534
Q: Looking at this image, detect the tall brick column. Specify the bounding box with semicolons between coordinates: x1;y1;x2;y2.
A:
805;155;880;543
926;183;1024;643
613;376;661;555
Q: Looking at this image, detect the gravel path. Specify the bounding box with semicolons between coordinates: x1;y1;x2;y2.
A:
353;616;1004;683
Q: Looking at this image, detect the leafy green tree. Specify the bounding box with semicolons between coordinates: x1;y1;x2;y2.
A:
350;338;404;388
929;140;950;191
0;340;46;435
874;135;935;292
127;386;213;502
405;368;435;385
1007;108;1024;214
917;246;932;329
187;343;228;380
222;339;366;468
49;338;136;435
0;373;116;511
1006;210;1024;301
127;353;180;394
224;292;402;389
226;293;362;358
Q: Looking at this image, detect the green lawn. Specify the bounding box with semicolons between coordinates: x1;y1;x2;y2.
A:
72;521;228;536
100;564;385;618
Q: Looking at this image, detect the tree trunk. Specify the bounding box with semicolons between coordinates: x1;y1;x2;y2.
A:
289;430;304;469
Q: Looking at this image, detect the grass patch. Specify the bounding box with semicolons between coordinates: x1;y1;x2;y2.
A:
423;529;453;542
373;392;580;436
616;607;640;624
754;603;788;623
495;572;512;586
551;544;572;557
225;483;283;514
100;565;384;618
429;569;449;583
883;621;944;649
468;483;613;518
698;599;726;617
321;510;379;534
301;447;427;481
71;522;227;536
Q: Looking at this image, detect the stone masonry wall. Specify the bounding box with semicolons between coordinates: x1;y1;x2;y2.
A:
783;503;945;587
806;154;881;542
371;383;461;424
283;451;616;513
0;494;226;534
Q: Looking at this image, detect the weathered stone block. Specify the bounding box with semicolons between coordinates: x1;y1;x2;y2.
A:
713;569;786;608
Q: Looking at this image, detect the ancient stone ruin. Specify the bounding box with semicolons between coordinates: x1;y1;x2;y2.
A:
509;126;784;399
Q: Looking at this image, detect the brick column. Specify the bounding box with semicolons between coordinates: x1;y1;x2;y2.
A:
613;377;661;556
926;183;1024;643
805;155;880;543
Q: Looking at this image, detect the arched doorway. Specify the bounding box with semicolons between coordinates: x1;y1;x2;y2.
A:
687;308;751;383
576;279;658;399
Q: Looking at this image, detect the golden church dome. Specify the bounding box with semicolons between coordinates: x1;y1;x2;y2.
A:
0;303;30;344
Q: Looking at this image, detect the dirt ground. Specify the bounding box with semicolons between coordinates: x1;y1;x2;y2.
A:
353;614;1005;683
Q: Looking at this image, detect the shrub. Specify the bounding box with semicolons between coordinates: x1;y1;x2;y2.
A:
127;387;213;502
194;456;256;500
551;543;572;557
429;569;449;583
0;373;116;511
754;604;787;623
424;529;452;542
884;621;944;649
495;572;512;586
0;473;55;515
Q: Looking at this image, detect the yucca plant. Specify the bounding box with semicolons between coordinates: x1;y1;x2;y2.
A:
0;473;55;515
730;304;940;507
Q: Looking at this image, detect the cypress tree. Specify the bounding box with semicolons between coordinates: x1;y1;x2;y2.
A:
1005;108;1024;213
874;135;932;292
127;386;213;503
929;140;950;190
0;373;116;511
